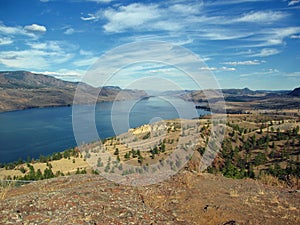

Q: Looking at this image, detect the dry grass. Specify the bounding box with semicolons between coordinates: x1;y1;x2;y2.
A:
270;195;280;205
33;157;89;174
0;168;23;180
0;157;90;180
229;188;239;197
259;174;285;188
0;182;13;200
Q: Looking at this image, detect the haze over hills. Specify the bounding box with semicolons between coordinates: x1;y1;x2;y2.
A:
0;71;147;112
165;87;300;112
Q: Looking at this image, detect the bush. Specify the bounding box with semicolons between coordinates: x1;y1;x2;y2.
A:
254;152;267;166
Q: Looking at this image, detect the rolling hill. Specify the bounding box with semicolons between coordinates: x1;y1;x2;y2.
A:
0;71;147;112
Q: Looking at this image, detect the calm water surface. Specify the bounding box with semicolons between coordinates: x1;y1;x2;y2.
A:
0;97;208;163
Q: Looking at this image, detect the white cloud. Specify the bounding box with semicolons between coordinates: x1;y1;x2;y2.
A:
0;49;73;69
81;13;98;21
83;41;223;90
169;3;203;15
200;66;236;71
201;57;211;62
269;27;300;40
220;66;236;71
150;21;183;31
240;68;280;77
82;2;203;33
0;23;33;37
242;27;300;47
0;23;46;38
223;59;265;65
290;34;300;39
79;1;290;52
28;42;47;49
198;29;252;40
207;0;271;6
79;49;94;56
0;37;13;45
286;71;300;77
24;24;47;33
236;11;287;23
288;0;300;6
78;0;294;53
127;34;194;46
64;28;75;35
27;41;63;52
33;69;86;81
73;57;98;67
200;66;217;71
102;3;160;33
0;50;50;69
0;41;73;70
251;48;280;57
86;0;113;3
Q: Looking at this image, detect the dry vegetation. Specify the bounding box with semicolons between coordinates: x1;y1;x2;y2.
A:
1;110;299;188
1;110;299;224
0;172;299;224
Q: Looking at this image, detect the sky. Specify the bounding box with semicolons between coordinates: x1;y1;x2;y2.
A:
0;0;300;90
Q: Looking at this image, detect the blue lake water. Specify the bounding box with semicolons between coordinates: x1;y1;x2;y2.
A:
0;97;208;163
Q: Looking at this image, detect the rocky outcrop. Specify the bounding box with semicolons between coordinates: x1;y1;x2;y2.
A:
1;172;299;224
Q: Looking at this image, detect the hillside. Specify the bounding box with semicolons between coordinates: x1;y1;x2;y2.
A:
1;112;300;224
0;172;299;224
288;87;300;97
165;88;300;113
1;112;299;187
0;71;147;112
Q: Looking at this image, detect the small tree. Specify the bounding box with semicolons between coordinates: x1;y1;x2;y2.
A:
254;152;267;166
43;168;54;179
138;155;144;165
124;152;130;160
114;148;119;155
36;169;43;180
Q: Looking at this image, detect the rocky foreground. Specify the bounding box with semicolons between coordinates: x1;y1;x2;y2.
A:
1;171;299;225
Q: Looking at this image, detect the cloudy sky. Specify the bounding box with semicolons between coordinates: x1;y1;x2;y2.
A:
0;0;299;90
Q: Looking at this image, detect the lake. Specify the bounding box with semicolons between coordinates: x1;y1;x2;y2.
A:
0;97;208;163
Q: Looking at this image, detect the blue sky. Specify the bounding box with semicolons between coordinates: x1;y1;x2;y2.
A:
0;0;299;90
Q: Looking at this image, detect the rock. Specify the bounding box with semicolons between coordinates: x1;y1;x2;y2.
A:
185;150;201;172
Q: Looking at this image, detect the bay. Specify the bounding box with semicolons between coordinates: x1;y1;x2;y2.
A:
0;97;208;163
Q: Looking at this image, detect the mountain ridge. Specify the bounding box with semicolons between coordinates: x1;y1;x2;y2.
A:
0;71;147;112
288;87;300;97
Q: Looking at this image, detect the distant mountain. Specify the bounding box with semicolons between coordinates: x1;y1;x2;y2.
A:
162;87;300;112
0;71;76;89
288;87;300;97
0;71;147;112
222;87;256;95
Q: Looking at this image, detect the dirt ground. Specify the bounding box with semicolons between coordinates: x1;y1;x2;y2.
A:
0;171;299;225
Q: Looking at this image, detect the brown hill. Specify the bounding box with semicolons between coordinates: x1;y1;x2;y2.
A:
0;71;147;112
164;87;300;112
0;172;299;224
